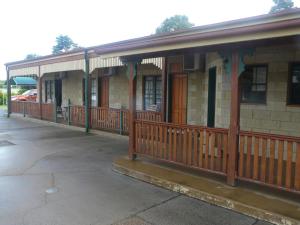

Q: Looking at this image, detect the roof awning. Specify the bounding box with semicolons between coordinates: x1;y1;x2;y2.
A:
8;77;37;86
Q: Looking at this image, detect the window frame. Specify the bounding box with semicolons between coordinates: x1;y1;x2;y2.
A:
45;80;53;103
240;64;268;105
142;75;162;111
287;62;300;106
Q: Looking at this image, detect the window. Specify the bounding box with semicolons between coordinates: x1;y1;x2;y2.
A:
91;78;97;107
240;65;267;104
288;63;300;105
82;78;98;106
45;80;54;103
144;76;162;111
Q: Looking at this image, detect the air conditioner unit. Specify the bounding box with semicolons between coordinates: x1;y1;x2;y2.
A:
183;53;205;72
103;67;116;76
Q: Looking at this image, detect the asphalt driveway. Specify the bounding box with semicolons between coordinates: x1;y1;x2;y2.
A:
0;113;272;225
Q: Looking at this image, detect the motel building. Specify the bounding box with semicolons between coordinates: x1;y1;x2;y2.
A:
5;9;300;195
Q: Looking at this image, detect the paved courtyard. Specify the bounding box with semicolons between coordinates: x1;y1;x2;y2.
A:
0;112;272;225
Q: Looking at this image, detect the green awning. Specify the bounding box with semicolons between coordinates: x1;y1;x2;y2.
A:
9;77;37;86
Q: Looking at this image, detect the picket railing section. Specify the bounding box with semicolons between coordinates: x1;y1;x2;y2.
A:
135;120;229;175
69;105;85;126
25;102;40;118
11;101;23;114
89;108;160;133
136;111;162;122
238;130;300;192
11;101;55;121
41;103;54;121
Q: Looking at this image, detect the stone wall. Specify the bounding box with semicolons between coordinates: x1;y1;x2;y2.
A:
41;70;84;107
108;64;161;110
108;67;129;109
61;70;84;107
169;53;223;126
217;44;300;137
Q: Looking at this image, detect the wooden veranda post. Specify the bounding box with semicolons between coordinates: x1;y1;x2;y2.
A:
128;61;138;160
84;50;90;133
227;52;240;186
38;67;42;120
6;67;11;118
161;57;167;122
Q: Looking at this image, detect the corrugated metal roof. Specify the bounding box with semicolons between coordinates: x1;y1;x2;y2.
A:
40;59;85;75
89;57;162;72
9;66;39;77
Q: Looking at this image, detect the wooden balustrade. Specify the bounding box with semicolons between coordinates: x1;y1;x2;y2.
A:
90;107;129;133
90;107;121;131
10;101;300;194
41;103;54;121
25;102;40;118
11;101;54;121
89;108;160;133
238;130;300;193
70;105;85;126
11;101;23;114
135;120;229;175
136;111;162;122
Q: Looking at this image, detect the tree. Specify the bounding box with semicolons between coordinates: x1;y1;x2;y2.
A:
270;0;294;13
155;15;194;34
25;54;40;60
52;35;79;54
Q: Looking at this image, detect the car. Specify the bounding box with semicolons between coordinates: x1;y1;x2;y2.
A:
11;89;37;102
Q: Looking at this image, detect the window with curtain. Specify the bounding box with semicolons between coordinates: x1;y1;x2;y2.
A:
144;76;162;111
240;65;267;104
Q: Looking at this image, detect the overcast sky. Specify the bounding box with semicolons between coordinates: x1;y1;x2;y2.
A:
1;0;299;80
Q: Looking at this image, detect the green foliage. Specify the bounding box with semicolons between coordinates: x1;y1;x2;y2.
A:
0;91;7;105
25;54;40;60
52;35;79;54
270;0;294;13
155;15;194;34
17;88;28;95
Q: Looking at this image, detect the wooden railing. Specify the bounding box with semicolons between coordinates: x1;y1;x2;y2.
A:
11;101;24;114
135;120;229;175
136;111;162;122
238;130;300;193
89;108;160;133
41;103;54;121
25;102;40;118
70;105;85;126
91;107;120;132
11;101;54;121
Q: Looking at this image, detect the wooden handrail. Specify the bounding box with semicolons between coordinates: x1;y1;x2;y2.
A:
135;120;229;133
240;130;300;142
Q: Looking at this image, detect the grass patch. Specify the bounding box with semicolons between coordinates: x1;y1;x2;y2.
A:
0;105;7;110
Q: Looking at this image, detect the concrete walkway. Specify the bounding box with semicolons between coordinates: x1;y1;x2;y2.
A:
0;114;272;225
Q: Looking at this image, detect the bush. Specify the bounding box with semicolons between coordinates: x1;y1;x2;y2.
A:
0;91;7;105
17;88;28;95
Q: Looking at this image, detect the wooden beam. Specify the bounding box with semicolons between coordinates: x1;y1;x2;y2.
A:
227;52;240;186
128;61;138;160
161;57;167;122
6;68;11;117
